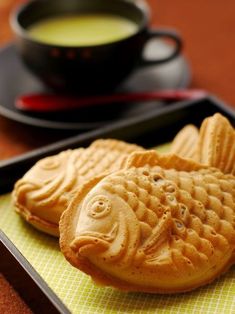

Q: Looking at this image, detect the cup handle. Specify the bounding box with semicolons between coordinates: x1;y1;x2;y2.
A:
139;29;182;66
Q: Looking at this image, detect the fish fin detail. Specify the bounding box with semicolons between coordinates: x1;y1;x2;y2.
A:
125;150;207;172
141;208;172;255
196;113;235;174
171;124;199;159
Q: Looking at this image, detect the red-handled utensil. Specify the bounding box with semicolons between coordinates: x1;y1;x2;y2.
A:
15;89;207;112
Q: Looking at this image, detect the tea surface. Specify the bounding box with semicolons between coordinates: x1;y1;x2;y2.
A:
28;13;138;46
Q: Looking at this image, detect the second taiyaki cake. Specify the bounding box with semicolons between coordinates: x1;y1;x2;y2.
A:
60;114;235;293
13;139;144;236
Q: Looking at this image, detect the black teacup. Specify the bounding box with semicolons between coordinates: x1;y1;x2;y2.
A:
11;0;182;94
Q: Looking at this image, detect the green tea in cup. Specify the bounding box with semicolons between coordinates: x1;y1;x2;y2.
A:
28;13;138;46
12;0;182;93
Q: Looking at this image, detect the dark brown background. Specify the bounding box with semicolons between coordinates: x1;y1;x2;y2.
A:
1;0;235;160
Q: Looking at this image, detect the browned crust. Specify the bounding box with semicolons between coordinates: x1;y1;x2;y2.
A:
91;257;235;294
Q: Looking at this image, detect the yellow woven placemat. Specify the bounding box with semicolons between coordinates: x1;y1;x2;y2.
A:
0;145;234;314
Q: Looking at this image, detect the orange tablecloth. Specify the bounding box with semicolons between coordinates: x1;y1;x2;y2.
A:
153;0;235;107
0;0;235;160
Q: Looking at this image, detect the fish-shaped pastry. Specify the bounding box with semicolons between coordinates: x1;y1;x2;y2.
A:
13;139;144;236
60;113;235;293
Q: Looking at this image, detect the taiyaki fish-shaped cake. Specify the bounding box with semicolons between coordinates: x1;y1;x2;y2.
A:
60;113;235;293
13;139;144;236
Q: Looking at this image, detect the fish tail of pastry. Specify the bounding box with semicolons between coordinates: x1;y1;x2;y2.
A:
170;124;199;159
196;113;235;174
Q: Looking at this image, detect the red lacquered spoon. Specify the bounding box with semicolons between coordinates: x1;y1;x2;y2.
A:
16;89;207;112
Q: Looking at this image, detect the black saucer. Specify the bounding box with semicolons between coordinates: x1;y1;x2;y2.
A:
0;41;191;130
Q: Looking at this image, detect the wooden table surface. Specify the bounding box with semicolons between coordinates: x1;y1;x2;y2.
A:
1;0;235;161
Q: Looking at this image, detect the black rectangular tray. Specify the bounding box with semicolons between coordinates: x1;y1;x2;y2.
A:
0;95;234;312
0;230;70;314
0;95;234;193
